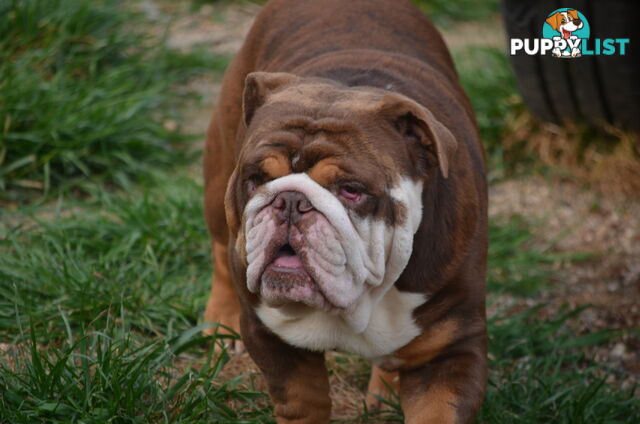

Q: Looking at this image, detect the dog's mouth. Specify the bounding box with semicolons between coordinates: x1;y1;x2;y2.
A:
562;28;571;39
260;242;331;310
271;243;304;269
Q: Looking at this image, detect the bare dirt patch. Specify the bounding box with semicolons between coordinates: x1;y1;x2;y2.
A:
441;15;505;50
490;176;640;389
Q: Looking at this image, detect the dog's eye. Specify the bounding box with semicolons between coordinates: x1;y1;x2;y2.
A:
247;180;257;194
339;185;363;202
562;19;567;23
247;176;262;195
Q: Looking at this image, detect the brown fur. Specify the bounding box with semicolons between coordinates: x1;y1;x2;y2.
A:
203;242;241;339
307;159;345;187
262;155;291;179
202;0;488;422
391;319;459;370
240;307;331;424
402;384;457;424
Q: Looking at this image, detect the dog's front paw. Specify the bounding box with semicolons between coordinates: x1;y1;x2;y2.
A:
571;48;581;57
203;292;244;354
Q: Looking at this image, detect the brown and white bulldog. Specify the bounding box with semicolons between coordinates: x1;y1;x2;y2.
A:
203;0;488;422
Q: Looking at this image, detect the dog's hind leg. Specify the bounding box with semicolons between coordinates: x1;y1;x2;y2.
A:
202;102;244;352
203;241;243;352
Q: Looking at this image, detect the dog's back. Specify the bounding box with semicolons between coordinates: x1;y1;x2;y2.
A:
247;0;454;77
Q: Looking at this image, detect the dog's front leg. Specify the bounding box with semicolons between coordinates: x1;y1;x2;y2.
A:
396;325;487;424
240;309;331;424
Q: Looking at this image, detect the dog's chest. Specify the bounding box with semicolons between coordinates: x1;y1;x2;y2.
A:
256;287;426;359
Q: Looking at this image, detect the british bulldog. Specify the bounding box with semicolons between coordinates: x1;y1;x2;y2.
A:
202;0;488;422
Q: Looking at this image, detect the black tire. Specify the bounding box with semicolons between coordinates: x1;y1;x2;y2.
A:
501;0;640;130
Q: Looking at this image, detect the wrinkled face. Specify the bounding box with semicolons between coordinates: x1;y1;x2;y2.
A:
244;172;420;314
225;74;455;331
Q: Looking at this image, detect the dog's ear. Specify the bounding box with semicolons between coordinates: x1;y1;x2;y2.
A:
243;72;299;126
223;165;248;264
545;12;561;31
567;9;579;20
224;166;241;236
380;93;458;178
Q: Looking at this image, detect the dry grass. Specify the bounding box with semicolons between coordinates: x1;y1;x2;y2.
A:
504;112;640;196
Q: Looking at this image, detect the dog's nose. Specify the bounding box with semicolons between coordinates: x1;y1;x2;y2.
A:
574;18;582;25
272;191;314;222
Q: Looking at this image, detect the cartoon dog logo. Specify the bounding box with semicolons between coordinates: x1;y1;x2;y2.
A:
510;9;626;58
544;9;585;57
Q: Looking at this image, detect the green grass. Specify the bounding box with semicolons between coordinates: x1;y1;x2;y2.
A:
487;215;590;296
1;0;638;423
480;306;636;423
0;0;229;202
0;173;209;343
0;324;271;423
455;48;518;151
453;46;527;181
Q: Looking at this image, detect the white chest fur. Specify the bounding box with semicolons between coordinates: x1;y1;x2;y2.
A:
256;287;426;359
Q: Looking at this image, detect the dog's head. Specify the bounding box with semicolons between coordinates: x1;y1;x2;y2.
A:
546;9;583;39
224;72;457;330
